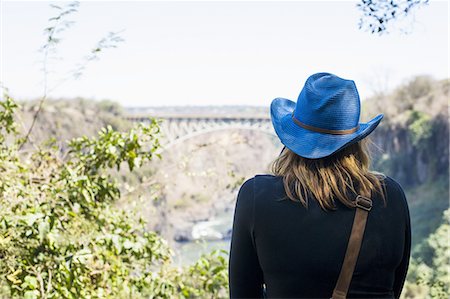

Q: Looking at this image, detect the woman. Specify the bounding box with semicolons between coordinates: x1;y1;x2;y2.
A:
228;73;411;299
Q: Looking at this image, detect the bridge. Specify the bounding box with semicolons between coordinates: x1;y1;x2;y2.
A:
125;113;276;149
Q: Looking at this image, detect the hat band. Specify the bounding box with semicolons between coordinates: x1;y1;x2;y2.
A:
292;114;359;135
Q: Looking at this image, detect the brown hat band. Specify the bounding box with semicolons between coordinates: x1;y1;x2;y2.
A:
292;114;359;135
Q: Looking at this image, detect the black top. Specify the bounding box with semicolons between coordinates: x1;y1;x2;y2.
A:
229;174;411;299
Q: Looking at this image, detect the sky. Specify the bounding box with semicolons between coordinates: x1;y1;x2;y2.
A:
1;0;449;107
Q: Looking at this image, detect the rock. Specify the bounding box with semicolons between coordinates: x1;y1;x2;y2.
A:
173;231;192;243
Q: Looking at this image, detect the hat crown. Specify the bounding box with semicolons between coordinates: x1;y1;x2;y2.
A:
293;73;361;131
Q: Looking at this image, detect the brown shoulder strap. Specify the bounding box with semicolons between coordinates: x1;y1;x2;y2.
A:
331;195;373;299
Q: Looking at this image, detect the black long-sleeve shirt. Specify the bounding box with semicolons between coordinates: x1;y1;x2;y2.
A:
229;174;411;299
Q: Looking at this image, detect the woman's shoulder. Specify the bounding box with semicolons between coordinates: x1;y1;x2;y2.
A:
254;173;282;182
377;174;409;212
379;175;406;196
237;174;285;204
252;174;284;192
237;174;282;196
239;174;282;188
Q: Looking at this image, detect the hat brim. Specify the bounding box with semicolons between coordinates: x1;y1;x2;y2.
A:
270;98;383;159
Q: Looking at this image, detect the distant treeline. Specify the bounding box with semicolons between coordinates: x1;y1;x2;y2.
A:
18;76;449;188
364;76;448;187
363;76;449;260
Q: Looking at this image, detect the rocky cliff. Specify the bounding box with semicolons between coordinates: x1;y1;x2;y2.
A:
362;76;448;187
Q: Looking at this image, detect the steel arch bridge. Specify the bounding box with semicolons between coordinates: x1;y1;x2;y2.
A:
125;114;276;150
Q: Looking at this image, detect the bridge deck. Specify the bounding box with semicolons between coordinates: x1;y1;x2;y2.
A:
125;114;271;120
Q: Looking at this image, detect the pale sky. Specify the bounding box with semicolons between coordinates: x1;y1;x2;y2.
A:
1;0;449;107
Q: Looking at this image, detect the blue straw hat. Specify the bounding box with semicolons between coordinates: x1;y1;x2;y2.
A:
270;72;383;159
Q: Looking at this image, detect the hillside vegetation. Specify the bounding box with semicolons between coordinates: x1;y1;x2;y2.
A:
12;77;449;254
362;76;449;297
363;76;448;187
16;98;131;149
363;76;449;253
2;75;448;298
0;97;229;299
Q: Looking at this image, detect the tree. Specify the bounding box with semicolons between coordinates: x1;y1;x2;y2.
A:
402;209;450;299
357;0;429;34
0;95;229;298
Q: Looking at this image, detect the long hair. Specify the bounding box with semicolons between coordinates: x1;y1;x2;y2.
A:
271;139;386;210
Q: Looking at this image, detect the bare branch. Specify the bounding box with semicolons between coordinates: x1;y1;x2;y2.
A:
357;0;429;35
20;1;80;150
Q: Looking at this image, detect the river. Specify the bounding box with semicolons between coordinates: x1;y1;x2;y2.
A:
172;208;234;266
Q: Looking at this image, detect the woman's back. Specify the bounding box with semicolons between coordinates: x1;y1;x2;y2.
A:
229;174;411;298
229;73;412;298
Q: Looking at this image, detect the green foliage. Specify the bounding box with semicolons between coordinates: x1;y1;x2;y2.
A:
408;110;433;148
0;96;229;298
67;121;161;173
97;100;124;116
402;209;450;299
408;176;449;261
172;250;229;299
425;209;450;297
0;96;19;138
402;259;432;298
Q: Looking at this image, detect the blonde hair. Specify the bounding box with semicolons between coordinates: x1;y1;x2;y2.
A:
271;139;386;210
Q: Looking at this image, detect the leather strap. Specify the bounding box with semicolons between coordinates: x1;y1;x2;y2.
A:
331;195;372;299
291;114;360;135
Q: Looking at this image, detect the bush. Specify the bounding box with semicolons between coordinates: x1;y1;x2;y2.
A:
0;95;229;298
402;209;450;299
408;110;433;148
